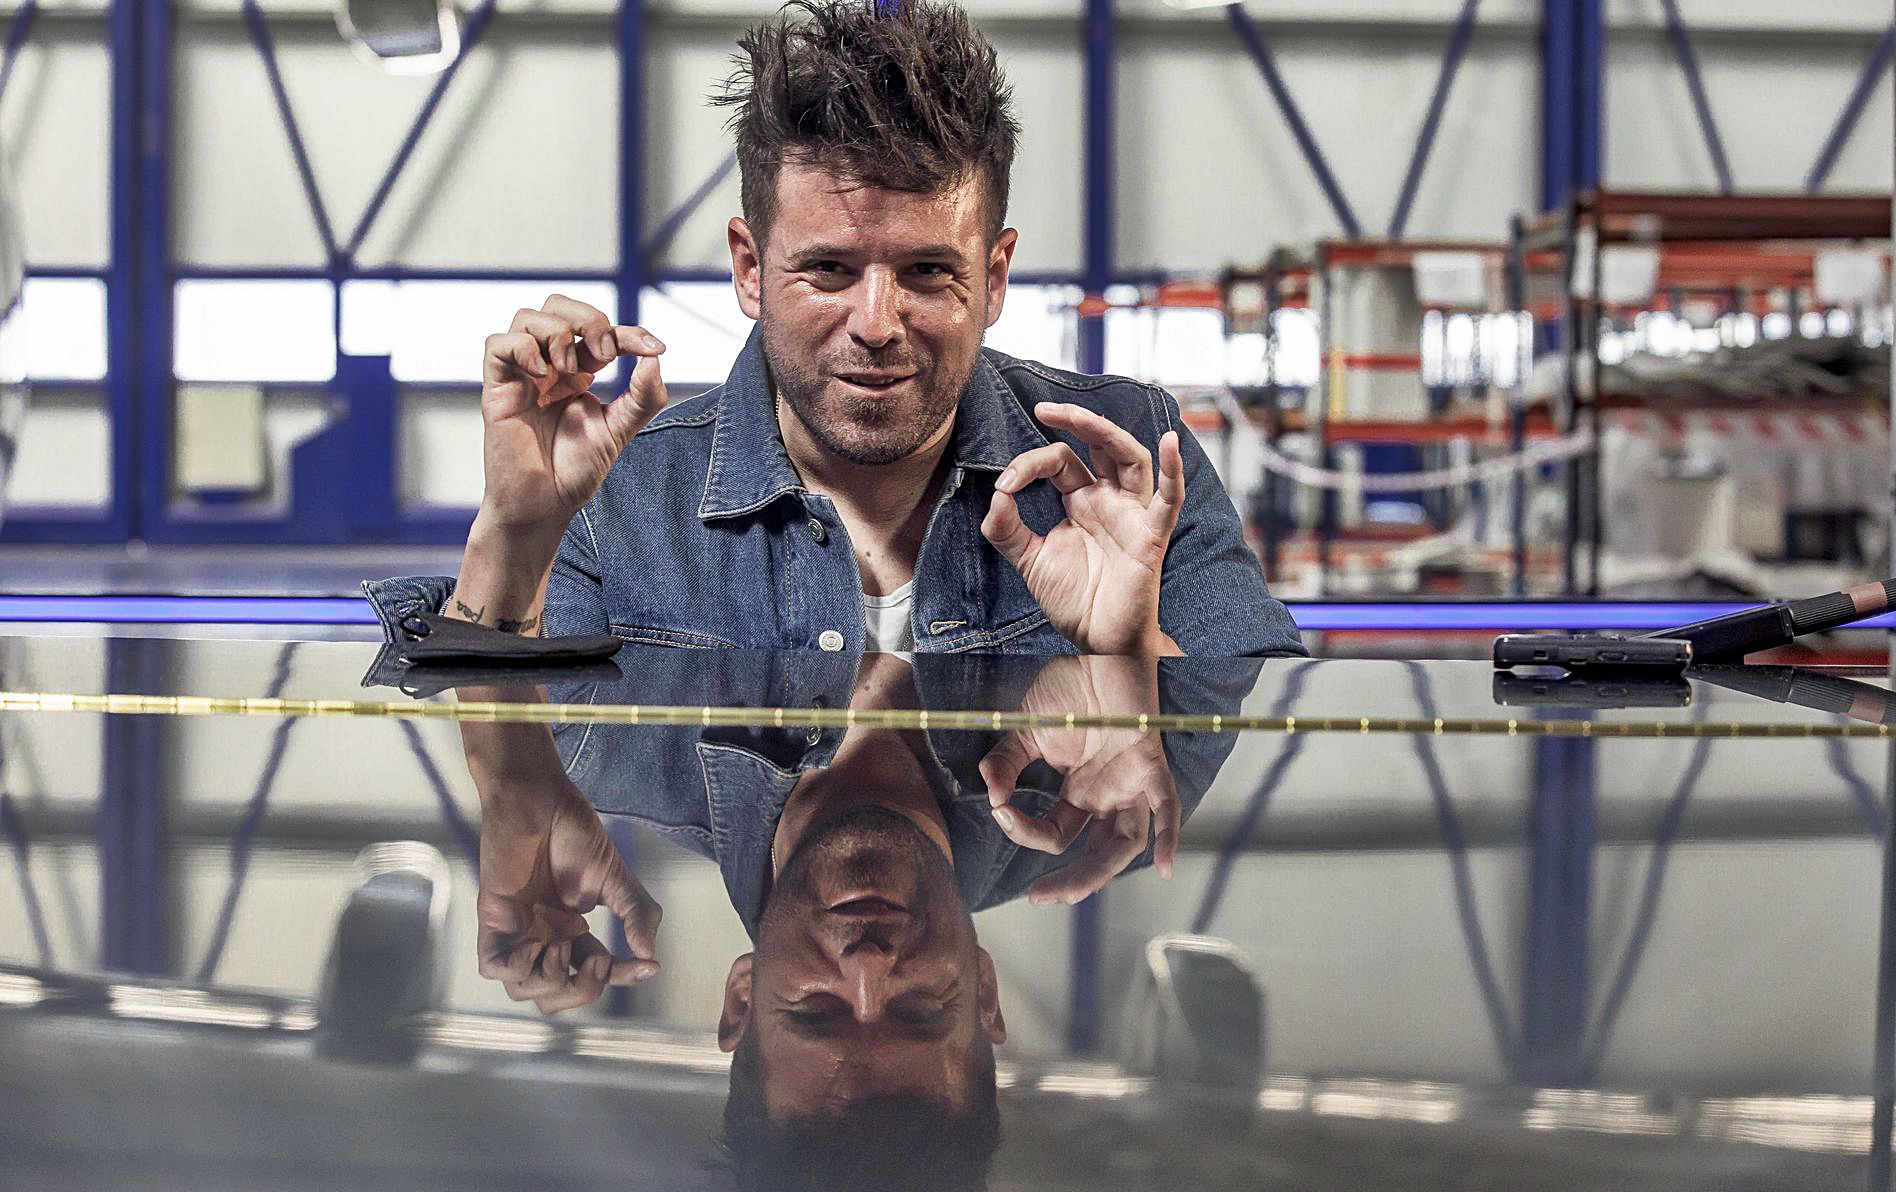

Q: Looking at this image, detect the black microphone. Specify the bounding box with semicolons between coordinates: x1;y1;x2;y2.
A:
1640;578;1896;662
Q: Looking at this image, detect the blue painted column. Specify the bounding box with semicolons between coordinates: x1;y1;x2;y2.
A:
616;0;647;392
1068;0;1115;1052
104;0;156;542
133;0;172;543
100;640;169;974
1540;0;1602;210
1520;724;1595;1084
1077;0;1112;376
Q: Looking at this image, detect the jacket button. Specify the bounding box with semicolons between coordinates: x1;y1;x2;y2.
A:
818;629;845;651
806;727;822;747
807;518;827;544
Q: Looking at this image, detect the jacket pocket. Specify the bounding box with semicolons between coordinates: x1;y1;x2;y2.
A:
610;624;738;649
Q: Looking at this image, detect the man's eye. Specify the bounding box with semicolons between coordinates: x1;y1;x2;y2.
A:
806;261;843;273
911;263;950;277
893;1002;948;1026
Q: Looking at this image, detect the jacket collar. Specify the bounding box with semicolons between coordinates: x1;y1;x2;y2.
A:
698;327;1049;521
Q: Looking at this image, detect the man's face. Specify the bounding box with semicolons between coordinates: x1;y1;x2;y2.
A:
719;806;1005;1116
728;163;1018;466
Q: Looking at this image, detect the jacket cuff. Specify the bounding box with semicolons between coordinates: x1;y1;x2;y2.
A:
360;575;458;644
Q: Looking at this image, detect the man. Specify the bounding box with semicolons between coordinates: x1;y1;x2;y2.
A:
366;0;1301;658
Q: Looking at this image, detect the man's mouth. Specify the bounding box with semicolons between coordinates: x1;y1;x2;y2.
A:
834;372;914;394
826;895;910;916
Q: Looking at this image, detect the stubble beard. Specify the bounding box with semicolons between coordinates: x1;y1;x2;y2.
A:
759;303;978;467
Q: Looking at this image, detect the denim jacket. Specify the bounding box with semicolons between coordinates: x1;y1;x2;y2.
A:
363;329;1303;657
442;647;1260;940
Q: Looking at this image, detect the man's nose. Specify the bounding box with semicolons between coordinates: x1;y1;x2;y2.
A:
839;938;897;1019
847;269;905;350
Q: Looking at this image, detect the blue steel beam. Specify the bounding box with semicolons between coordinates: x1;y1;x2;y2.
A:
1656;0;1732;195
1540;0;1602;210
0;0;38;108
100;639;168;975
1574;0;1601;195
344;0;501;261
616;0;646;392
240;0;342;265
1067;895;1103;1054
102;0;144;542
642;150;738;267
133;0;172;544
1806;22;1896;194
1066;0;1114;1048
1388;0;1481;239
1521;721;1595;1085
1077;0;1112;375
1223;4;1362;240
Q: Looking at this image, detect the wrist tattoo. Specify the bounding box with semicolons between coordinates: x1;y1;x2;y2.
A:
453;598;539;637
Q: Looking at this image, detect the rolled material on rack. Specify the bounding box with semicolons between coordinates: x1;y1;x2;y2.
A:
1253;431;1594;492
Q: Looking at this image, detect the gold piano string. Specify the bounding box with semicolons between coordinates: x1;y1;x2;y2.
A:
0;689;1890;739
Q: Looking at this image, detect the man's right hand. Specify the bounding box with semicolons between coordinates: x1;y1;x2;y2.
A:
480;293;669;534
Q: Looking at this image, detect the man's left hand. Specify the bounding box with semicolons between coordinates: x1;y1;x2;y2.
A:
981;402;1184;656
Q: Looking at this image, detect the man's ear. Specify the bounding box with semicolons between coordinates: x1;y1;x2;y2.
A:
976;947;1007;1045
718;953;755;1053
982;227;1018;332
729;218;763;321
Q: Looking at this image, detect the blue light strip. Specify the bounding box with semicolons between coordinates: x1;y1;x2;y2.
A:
2;596;1895;632
1297;603;1896;632
0;596;376;624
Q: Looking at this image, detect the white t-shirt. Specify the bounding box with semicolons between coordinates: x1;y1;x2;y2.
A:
862;580;916;653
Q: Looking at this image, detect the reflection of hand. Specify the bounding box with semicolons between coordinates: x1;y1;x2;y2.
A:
978;655;1179;905
980;402;1184;657
477;786;662;1014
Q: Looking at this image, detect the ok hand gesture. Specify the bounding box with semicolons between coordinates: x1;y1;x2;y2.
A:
981;402;1185;656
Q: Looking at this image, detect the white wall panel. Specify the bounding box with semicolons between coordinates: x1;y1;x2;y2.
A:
1116;23;1542;271
0;32;110;268
173;20;619;269
642;15;1082;275
1606;29;1894;193
7;388;109;509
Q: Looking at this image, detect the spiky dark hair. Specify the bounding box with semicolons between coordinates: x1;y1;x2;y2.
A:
711;0;1021;245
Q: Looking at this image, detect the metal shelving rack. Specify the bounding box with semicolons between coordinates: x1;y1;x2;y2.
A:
1238;240;1565;597
1509;190;1893;596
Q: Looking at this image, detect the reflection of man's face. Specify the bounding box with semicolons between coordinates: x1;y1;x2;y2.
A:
719;805;1006;1116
